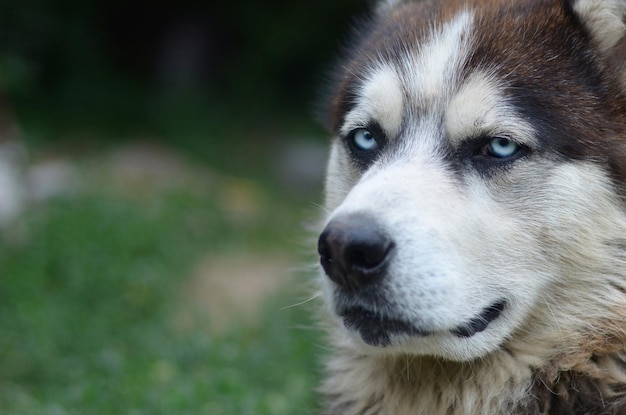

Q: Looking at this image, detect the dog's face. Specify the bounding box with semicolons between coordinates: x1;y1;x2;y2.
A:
319;0;626;361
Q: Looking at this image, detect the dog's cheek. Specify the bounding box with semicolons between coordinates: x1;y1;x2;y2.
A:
522;162;625;266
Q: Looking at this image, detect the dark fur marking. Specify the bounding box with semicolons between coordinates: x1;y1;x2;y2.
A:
466;0;626;196
533;370;626;415
327;0;626;196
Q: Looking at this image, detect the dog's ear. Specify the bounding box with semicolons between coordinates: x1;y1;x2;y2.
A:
569;0;626;89
569;0;626;52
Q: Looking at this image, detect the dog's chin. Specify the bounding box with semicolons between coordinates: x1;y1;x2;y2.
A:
337;301;508;360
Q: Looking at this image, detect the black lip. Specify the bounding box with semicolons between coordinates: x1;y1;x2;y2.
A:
451;301;507;338
340;306;430;347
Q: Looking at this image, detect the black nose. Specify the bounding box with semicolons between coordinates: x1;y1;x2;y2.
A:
318;213;394;290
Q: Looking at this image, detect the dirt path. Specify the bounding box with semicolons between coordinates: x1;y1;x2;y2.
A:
176;252;299;331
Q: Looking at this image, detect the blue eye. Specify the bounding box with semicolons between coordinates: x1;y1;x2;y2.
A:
350;128;379;152
468;135;529;172
345;126;387;167
486;137;520;158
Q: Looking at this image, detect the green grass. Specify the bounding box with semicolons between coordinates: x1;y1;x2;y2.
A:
1;61;329;413
0;186;324;414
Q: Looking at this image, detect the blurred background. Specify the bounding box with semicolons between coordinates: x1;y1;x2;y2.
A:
0;0;367;413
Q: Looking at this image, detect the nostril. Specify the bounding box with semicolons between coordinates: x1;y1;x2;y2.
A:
318;230;335;265
345;238;393;271
318;213;394;289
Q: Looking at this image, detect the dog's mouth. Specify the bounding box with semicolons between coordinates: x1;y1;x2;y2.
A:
340;306;431;347
340;301;507;347
451;301;507;338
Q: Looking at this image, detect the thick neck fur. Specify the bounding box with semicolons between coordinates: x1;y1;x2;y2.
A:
320;337;626;415
321;342;534;415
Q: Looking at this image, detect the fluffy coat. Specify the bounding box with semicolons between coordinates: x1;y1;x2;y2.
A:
317;1;626;414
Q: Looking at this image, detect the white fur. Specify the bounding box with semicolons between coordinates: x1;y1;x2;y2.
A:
321;161;626;414
445;72;537;148
402;10;473;106
342;65;404;139
326;10;530;362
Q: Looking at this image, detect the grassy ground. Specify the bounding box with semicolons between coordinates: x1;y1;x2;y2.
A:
0;129;327;413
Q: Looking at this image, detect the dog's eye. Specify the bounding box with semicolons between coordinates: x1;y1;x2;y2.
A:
485;137;520;158
345;127;386;167
349;128;379;152
466;136;529;171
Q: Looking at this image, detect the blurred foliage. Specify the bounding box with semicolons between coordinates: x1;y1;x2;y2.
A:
0;2;355;412
0;0;367;137
0;187;322;414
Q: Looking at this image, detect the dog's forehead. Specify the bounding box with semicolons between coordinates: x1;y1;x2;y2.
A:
338;9;474;141
330;0;584;136
330;0;626;192
332;2;476;136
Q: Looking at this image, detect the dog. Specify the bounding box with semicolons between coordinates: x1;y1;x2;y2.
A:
315;1;626;414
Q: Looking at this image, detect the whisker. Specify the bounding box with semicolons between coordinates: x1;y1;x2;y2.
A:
281;290;323;310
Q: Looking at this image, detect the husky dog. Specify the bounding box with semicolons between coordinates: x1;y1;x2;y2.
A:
316;0;626;414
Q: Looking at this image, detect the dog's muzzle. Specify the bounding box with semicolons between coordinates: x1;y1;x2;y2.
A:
318;212;508;347
318;213;395;292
